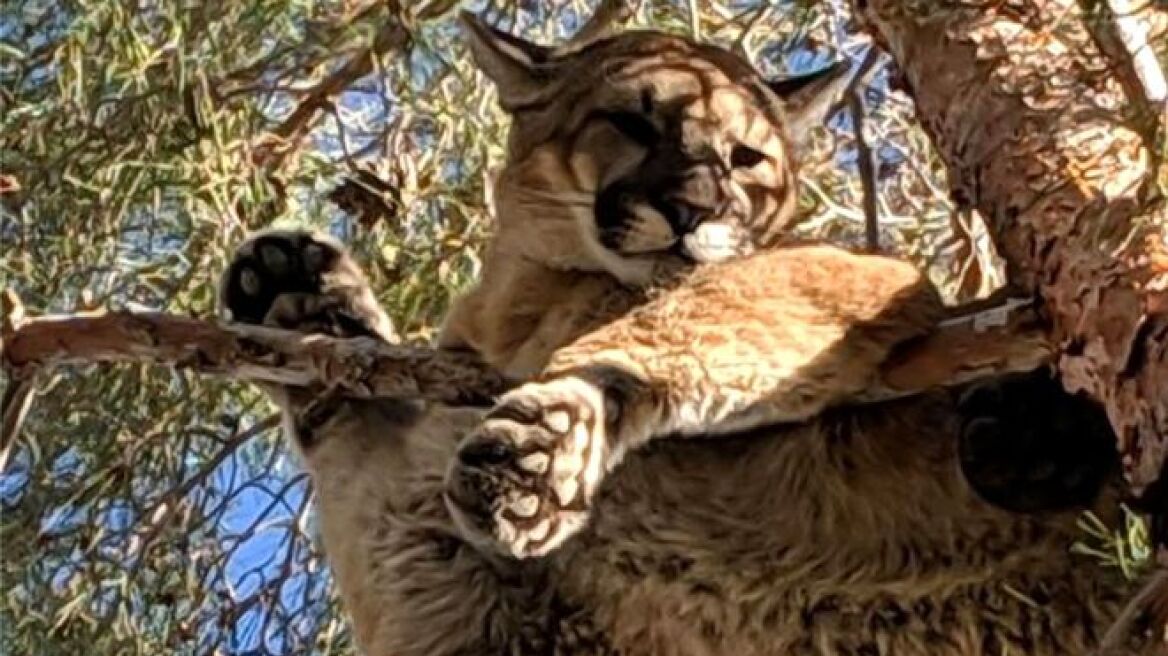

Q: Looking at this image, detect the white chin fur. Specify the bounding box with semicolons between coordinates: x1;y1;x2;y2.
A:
682;222;741;263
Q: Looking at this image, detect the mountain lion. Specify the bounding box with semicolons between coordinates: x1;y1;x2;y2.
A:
218;11;1143;656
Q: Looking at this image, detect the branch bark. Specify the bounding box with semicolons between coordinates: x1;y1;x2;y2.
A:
1;302;1053;470
855;0;1168;491
1;311;507;404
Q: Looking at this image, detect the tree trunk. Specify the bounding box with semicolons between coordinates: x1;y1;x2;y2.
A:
855;0;1168;492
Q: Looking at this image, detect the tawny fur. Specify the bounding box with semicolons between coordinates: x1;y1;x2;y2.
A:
299;393;1148;655
219;17;1158;656
438;26;814;379
540;245;945;443
441;246;946;559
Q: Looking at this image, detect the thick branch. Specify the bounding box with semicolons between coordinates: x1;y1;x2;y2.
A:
1;304;1053;467
856;0;1168;490
1;311;506;404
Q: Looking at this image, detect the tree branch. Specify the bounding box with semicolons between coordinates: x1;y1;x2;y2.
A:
848;89;881;253
856;0;1168;491
1;311;506;402
254;17;411;172
1;301;1053;471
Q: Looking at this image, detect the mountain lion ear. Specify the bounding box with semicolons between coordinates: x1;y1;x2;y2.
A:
767;61;854;149
459;11;554;110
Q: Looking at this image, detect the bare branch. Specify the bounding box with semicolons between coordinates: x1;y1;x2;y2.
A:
848;91;881;253
1;311;506;402
1;301;1053;470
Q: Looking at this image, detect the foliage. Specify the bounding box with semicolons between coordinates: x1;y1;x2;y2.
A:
2;0;1161;653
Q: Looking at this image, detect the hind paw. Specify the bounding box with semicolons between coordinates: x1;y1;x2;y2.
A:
957;371;1117;514
220;230;396;342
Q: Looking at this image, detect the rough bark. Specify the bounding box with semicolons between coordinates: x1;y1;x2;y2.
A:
1;311;508;404
0;302;1052;470
855;0;1168;492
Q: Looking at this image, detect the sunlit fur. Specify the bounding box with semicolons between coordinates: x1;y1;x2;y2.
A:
439;29;821;379
220;21;1155;656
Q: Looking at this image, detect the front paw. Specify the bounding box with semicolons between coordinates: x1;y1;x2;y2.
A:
219;229;396;342
445;377;611;559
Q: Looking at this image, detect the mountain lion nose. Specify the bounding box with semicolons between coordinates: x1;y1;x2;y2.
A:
670;201;709;232
669;195;733;233
667;164;731;232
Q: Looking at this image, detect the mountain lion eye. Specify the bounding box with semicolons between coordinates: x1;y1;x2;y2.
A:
604;111;659;146
730;145;766;168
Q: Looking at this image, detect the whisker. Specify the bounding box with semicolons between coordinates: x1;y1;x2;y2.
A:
511;198;593;210
509;186;596;205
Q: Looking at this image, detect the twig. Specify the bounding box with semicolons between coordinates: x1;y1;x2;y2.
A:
257;19;411;171
1094;567;1168;655
0;378;34;472
687;0;701;41
841;45;884;253
0;289;32;472
731;3;772;56
849;90;880;253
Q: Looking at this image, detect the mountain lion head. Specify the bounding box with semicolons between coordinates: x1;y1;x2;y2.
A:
461;12;850;285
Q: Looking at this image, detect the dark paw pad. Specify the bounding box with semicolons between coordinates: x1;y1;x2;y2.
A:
220;230;395;341
957;370;1117;514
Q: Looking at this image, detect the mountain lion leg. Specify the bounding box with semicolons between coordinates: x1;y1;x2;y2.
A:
219;232;583;654
446;245;945;558
219;229;399;450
